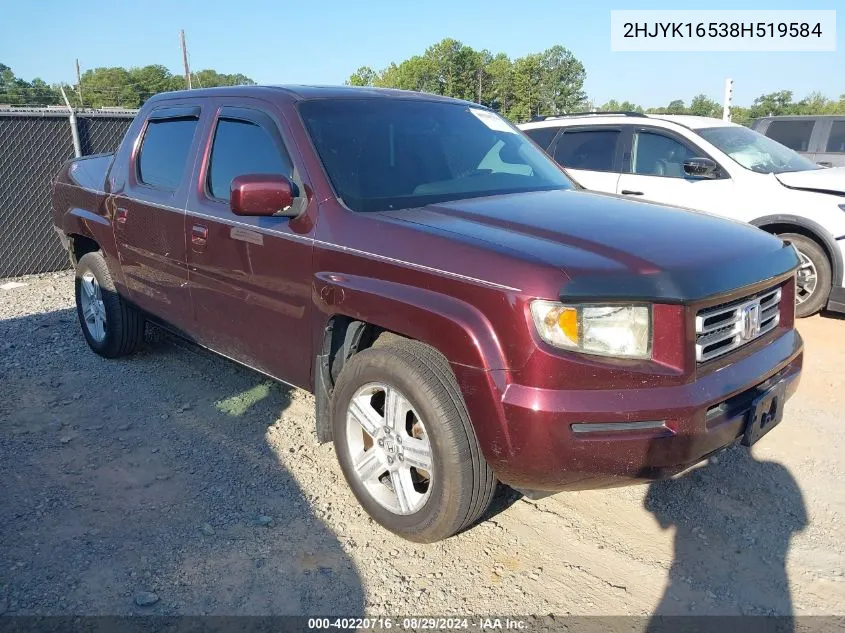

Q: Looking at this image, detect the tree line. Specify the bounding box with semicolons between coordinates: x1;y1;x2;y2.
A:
0;63;254;109
348;38;588;122
596;91;845;127
347;38;845;125
4;45;845;126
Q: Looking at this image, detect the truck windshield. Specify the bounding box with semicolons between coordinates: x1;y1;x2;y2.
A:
299;99;573;212
697;126;819;175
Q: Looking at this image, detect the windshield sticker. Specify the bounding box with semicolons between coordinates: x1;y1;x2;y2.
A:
469;108;516;134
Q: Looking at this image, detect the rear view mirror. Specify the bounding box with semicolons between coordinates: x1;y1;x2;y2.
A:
683;157;720;179
230;174;296;217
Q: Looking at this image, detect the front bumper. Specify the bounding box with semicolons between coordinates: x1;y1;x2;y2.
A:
480;329;803;491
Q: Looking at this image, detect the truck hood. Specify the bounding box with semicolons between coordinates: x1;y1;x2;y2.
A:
775;166;845;196
380;189;798;302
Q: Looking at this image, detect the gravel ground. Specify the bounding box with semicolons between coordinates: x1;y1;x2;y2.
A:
1;270;843;616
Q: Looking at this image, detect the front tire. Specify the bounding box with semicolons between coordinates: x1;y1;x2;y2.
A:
75;251;145;357
779;233;831;318
330;338;496;542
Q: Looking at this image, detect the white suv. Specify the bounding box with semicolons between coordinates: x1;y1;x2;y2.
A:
519;112;845;317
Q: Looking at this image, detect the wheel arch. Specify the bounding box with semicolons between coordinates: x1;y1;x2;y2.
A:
751;214;842;286
311;275;508;444
67;233;101;266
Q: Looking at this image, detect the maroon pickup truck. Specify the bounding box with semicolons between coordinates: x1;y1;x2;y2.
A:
52;86;803;542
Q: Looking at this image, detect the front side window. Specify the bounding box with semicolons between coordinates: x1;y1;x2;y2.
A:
631;131;697;178
697;125;818;174
825;121;845;153
765;120;815;152
299;99;572;213
207;118;292;200
138;117;198;189
553;130;619;172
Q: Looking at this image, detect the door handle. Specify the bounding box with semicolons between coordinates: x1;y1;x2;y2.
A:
191;224;208;247
115;207;129;226
621;190;644;196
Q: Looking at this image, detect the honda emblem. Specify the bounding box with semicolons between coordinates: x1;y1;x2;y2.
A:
741;303;761;341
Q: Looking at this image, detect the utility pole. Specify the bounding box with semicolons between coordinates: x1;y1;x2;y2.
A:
75;59;83;106
180;29;192;89
60;86;82;158
723;78;734;122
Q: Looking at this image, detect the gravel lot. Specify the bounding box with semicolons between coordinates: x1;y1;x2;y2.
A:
1;270;843;616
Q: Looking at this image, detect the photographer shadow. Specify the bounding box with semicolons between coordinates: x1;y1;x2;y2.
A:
644;444;807;630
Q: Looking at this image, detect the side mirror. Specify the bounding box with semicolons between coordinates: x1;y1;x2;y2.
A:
683;157;720;179
230;174;296;217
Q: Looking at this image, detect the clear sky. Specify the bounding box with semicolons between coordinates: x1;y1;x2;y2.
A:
1;0;842;107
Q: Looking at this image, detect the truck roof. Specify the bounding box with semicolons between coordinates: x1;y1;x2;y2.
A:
148;84;476;106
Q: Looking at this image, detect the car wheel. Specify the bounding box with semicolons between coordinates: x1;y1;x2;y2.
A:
75;251;145;357
331;337;496;542
779;233;831;318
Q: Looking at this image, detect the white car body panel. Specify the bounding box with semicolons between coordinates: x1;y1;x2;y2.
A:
519;115;845;291
775;166;845;192
565;168;620;194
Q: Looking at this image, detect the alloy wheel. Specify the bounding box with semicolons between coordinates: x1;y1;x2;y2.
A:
345;382;433;515
795;249;818;305
79;271;107;342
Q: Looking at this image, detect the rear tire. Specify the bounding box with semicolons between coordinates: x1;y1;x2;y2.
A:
779;233;831;318
331;338;496;542
75;252;145;358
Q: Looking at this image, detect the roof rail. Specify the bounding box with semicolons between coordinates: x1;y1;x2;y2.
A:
530;111;646;122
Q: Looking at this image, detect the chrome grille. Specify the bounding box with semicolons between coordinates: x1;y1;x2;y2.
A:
695;287;782;362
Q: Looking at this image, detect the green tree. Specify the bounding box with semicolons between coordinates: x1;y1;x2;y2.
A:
344;39;587;121
665;99;686;114
0;63;61;105
128;64;179;99
688;93;721;118
598;99;643;113
509;53;543;121
536;45;587;115
79;67;141;107
485;53;513;114
77;65;255;107
795;91;833;115
750;90;795;117
347;66;377;86
190;69;255;89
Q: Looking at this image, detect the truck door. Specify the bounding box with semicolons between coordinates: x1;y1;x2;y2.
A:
184;101;314;389
112;105;201;333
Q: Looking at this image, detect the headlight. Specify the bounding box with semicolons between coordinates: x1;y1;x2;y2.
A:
529;301;652;359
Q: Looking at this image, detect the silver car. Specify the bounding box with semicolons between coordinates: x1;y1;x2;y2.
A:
752;115;845;168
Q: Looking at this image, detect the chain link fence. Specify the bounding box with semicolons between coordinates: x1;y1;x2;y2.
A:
0;107;136;278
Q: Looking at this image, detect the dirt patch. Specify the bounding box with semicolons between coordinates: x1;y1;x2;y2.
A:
1;271;842;615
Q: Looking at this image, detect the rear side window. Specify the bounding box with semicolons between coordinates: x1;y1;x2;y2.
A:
523;126;560;150
765;120;815;152
554;129;619;172
207;119;292;200
825;121;845;153
138;117;198;189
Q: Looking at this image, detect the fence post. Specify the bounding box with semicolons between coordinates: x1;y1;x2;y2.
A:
60;86;82;158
